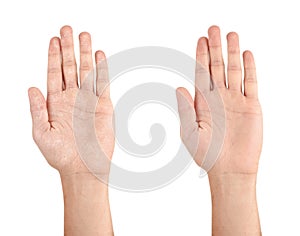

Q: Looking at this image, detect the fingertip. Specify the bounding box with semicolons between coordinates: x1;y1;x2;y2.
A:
96;50;106;58
243;50;254;58
28;87;46;110
227;32;239;40
197;37;208;50
176;87;188;96
208;25;220;34
60;25;72;32
196;37;209;55
176;87;193;103
49;37;60;51
79;31;91;39
28;88;49;130
243;50;257;97
243;50;255;66
50;37;60;44
28;87;38;98
28;87;35;93
95;50;106;64
60;25;73;36
197;36;208;44
208;25;222;48
28;87;45;100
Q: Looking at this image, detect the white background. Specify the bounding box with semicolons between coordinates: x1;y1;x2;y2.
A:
0;0;299;235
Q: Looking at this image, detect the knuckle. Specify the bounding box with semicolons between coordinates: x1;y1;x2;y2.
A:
80;62;92;71
227;48;240;54
245;77;257;82
48;67;61;74
227;65;241;71
63;59;76;67
210;58;224;67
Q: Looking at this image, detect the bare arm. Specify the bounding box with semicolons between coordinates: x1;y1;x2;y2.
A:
62;173;113;235
209;174;260;235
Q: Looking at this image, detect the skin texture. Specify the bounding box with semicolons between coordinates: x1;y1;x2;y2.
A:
28;24;262;235
176;26;262;235
28;26;114;236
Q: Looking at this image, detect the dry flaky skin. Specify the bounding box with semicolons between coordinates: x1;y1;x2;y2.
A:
177;26;262;235
29;24;262;235
28;26;114;236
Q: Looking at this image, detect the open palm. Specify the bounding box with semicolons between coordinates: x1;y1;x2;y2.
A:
177;26;262;176
28;26;114;176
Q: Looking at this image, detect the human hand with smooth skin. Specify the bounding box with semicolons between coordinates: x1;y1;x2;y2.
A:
28;26;114;236
177;26;262;235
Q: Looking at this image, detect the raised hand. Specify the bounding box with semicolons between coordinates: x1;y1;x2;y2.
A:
177;26;262;235
28;26;114;176
176;26;262;177
28;26;114;235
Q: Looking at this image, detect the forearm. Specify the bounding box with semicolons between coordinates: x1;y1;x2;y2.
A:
61;173;113;236
209;173;261;236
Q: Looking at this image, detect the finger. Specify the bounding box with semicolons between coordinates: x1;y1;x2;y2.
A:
194;90;211;127
227;32;242;92
60;25;78;89
196;37;210;73
95;51;110;97
47;37;62;94
176;87;198;135
243;50;258;98
28;87;50;139
195;37;211;91
208;26;226;88
195;37;211;123
79;32;94;91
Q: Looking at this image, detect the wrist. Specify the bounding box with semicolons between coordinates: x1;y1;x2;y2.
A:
60;173;113;236
209;173;260;235
208;173;257;190
60;172;109;197
209;173;257;201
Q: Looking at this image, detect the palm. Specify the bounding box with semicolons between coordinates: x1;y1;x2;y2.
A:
94;97;114;159
29;26;114;175
177;26;262;176
38;90;80;172
207;90;262;174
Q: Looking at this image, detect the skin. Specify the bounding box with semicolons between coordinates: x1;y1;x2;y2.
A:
28;26;114;236
29;24;262;235
176;26;262;235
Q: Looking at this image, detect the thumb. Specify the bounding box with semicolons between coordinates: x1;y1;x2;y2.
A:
176;87;198;136
28;87;49;134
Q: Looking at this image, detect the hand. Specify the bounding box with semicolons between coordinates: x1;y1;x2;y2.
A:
176;26;263;177
28;26;114;176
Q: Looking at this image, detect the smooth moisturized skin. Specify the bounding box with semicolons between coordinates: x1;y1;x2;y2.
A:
28;26;114;236
176;26;262;235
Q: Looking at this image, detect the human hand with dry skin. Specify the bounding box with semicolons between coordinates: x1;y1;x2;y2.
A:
176;26;262;235
28;26;114;176
28;26;114;236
